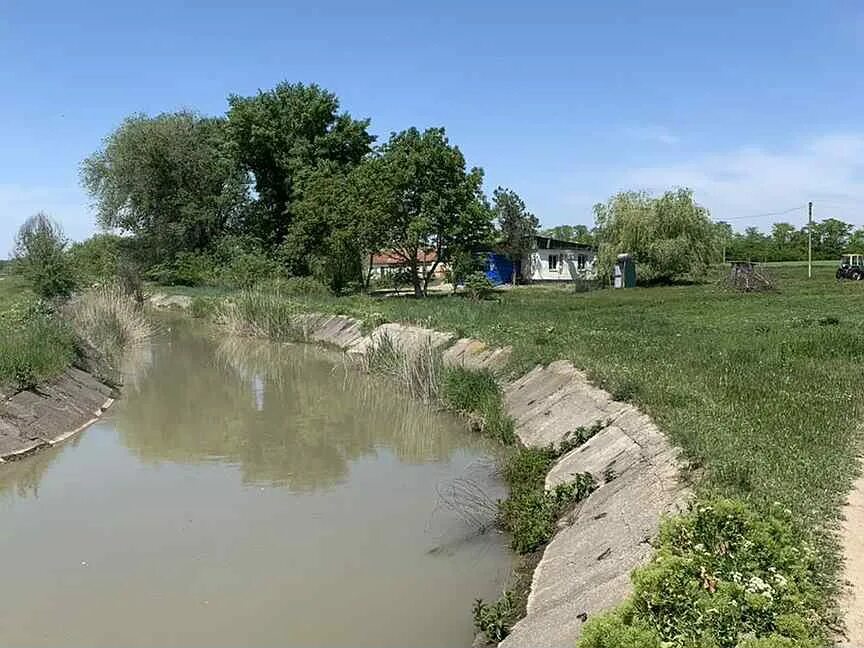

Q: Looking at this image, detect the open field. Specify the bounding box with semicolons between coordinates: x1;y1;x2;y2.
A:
231;264;864;557
0;274;33;311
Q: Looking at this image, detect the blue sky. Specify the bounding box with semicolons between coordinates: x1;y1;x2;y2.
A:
2;0;864;254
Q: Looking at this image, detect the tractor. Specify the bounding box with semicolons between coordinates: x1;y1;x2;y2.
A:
837;253;864;280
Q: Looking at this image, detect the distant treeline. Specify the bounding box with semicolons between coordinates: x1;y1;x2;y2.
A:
718;219;864;262
544;217;864;263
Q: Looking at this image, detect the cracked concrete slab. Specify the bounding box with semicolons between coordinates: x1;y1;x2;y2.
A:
0;368;115;460
500;361;689;648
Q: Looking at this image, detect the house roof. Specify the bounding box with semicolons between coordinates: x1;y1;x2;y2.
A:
371;250;439;266
533;235;594;250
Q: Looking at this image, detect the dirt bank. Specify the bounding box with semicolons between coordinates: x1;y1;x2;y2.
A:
286;313;690;647
0;368;115;461
841;474;864;646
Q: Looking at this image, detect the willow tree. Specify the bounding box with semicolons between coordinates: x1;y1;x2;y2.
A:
593;188;718;284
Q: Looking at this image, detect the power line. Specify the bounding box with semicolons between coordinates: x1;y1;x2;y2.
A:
717;205;807;222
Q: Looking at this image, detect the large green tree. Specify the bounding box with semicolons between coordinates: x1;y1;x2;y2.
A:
277;161;388;292
226;82;374;251
81;112;248;264
593;189;718;283
493;187;538;285
354;127;492;297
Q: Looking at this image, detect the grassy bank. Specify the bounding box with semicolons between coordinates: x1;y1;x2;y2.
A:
0;277;151;392
0;277;75;391
194;262;863;644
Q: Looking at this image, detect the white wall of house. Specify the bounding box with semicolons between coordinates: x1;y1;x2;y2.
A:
525;248;596;282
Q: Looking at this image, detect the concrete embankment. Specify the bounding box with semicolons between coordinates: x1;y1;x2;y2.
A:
0;368;115;461
289;313;690;647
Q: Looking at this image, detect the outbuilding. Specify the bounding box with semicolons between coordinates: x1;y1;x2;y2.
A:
483;236;596;285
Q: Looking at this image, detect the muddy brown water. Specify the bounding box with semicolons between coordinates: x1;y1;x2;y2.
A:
0;322;511;647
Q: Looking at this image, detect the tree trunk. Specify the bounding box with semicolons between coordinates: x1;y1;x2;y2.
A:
410;258;423;298
363;253;374;291
423;259;440;296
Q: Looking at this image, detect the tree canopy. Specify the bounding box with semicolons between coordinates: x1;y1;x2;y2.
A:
355;127;491;296
14;213;76;298
226;82;374;248
594;189;718;283
493;187;539;284
81;111;248;264
540;224;595;245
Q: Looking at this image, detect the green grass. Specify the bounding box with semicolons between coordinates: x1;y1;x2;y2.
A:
0;273;34;311
0;302;76;391
0;275;72;391
148;283;233;299
440;367;516;444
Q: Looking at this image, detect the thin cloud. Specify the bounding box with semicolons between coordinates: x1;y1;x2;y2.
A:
621;134;864;228
622;125;680;146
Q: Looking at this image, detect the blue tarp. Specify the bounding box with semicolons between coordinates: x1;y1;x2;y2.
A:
484;253;513;285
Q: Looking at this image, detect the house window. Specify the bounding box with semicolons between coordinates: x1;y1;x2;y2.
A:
548;254;559;271
577;254;586;270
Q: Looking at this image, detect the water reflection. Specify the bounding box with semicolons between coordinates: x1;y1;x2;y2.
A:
0;443;66;499
0;319;511;648
116;322;484;491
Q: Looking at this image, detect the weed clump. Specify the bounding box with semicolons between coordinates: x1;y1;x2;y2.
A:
223;289;304;341
577;499;828;648
440;367;515;444
359;334;443;403
500;444;595;553
473;592;516;643
65;285;151;361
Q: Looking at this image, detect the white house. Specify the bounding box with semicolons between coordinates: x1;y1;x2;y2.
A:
524;236;596;282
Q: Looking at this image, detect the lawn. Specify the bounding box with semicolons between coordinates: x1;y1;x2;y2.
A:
278;263;863;546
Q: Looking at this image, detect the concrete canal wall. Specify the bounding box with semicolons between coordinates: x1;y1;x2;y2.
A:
0;368;115;461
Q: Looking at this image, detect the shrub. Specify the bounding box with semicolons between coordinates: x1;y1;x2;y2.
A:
67;233;123;285
464;271;494;300
577;499;828;648
441;367;515;444
577;601;663;648
14;213;76;298
221;251;281;288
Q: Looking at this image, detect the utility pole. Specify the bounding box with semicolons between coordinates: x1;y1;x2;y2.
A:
808;201;813;279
